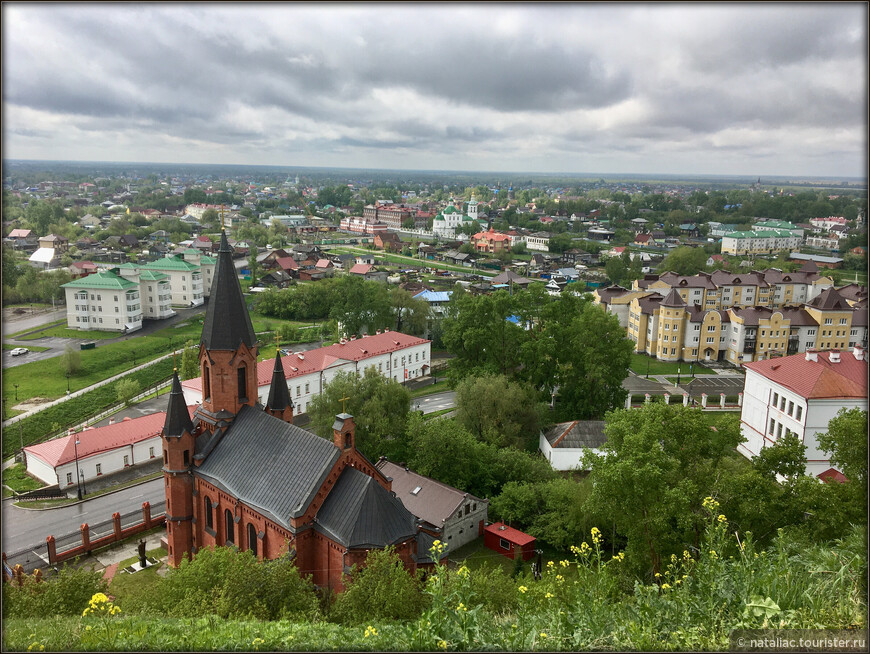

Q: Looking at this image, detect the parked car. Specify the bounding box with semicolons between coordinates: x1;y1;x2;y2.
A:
10;348;29;356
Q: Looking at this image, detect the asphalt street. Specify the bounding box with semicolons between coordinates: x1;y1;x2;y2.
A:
2;477;164;556
411;390;456;414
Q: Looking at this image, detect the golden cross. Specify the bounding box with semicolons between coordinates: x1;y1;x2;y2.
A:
220;204;225;231
276;331;280;354
172;349;177;372
339;396;350;413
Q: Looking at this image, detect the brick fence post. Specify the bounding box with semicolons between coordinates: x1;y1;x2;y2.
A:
113;512;122;541
683;393;689;407
143;502;152;529
80;523;90;552
46;536;57;566
701;393;708;408
738;392;744;407
720;392;726;408
663;392;670;405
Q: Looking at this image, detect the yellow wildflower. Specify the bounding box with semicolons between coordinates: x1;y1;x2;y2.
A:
654;572;661;578
590;527;602;544
540;632;548;639
456;602;467;612
661;583;671;590
717;514;727;524
438;640;447;649
555;574;564;583
364;626;378;638
559;559;570;568
547;560;555;568
545;592;554;599
518;585;528;593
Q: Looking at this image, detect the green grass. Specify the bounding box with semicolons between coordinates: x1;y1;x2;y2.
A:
329;246;499;277
2;463;45;493
408;379;452;398
629;353;714;376
2;343;49;352
3;319;204;404
15;325;119;340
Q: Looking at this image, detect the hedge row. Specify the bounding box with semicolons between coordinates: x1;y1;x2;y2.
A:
4;358;175;459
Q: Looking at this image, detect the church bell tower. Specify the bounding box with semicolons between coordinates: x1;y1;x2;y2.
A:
195;229;259;433
162;368;195;567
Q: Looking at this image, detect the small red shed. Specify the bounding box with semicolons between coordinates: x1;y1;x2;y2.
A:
484;522;536;561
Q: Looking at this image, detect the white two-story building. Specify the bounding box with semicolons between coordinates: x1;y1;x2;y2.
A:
182;330;432;414
738;346;867;478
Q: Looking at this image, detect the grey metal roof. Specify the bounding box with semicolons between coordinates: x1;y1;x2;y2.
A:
314;466;418;548
200;230;257;351
544;420;607;449
195;406;339;529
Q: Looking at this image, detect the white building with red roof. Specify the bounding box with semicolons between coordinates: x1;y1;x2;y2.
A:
739;346;867;478
22;410;190;489
182;330;431;414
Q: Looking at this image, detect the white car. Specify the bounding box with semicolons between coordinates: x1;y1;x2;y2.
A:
10;348;29;356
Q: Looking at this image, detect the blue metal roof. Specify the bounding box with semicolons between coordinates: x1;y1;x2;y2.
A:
413;290;452;302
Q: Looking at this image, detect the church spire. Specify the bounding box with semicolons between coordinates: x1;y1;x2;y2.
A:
265;343;293;423
200;230;256;351
164;369;193;437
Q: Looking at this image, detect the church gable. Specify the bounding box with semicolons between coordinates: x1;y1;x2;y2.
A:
194;407;339;529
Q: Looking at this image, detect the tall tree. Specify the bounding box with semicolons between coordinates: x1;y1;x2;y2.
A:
306;368;411;461
583;403;742;576
454;373;545;450
390;287;429;336
180;340;199;380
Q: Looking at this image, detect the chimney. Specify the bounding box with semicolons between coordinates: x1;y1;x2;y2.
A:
829;350;841;363
805;349;818;362
853;345;865;361
109;418;115;425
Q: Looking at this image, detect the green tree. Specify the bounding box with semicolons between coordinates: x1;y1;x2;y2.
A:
659;246;708;275
583;403;742;576
454;373;545;450
180;339;199;380
817;408;868;498
60;344;81;375
331;546;425;624
306;368;411;461
116;378;141;406
390;287;429;336
548;232;573;254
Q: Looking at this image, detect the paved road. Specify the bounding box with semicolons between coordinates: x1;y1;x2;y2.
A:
1;477;164;556
412;391;456;414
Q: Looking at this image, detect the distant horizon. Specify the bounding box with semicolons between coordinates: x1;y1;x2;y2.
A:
4;159;866;185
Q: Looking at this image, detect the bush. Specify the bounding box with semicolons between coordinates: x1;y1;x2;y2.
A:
331;547;426;624
158;546;319;621
2;562;108;618
115;378;141;406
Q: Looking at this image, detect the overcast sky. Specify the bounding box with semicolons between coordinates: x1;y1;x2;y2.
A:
2;3;867;178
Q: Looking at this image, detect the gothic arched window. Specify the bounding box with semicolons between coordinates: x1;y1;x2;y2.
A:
237;365;246;400
225;509;234;544
204;496;213;530
247;523;257;556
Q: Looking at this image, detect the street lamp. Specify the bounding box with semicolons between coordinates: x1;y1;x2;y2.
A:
677;366;681;387
74;437;83;500
13;384;18;401
646;356;650;379
690;363;694;379
66;372;70;394
80;470;86;497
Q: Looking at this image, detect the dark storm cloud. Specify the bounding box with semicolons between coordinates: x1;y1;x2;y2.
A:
2;3;866;176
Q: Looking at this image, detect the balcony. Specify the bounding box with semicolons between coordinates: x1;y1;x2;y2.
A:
743;341;756;354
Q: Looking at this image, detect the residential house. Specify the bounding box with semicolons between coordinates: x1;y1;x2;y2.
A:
61;269;144;333
471;228;511;254
539;420;607;471
738;347;867;478
374;231;403;252
375;459;488;551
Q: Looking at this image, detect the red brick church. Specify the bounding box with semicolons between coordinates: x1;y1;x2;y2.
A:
161;230;441;591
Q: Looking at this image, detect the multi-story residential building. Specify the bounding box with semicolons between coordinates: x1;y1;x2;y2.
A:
753;220;804;238
138;270;176;320
623;285;866;364
805;234;843;251
178;249;216;295
181;330;431;415
738;346;867;478
61;269;144;333
184;203;225;219
809;216;847;231
471;228;511;254
523;231;552;252
363;203;419;230
339;216;388;234
721;229;802;256
141;255;205;307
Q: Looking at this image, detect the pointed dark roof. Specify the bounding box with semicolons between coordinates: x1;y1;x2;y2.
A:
164;370;194;437
201;230;256;351
799;259;820;273
266;349;292;412
808;287;850;310
660;288;686;308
